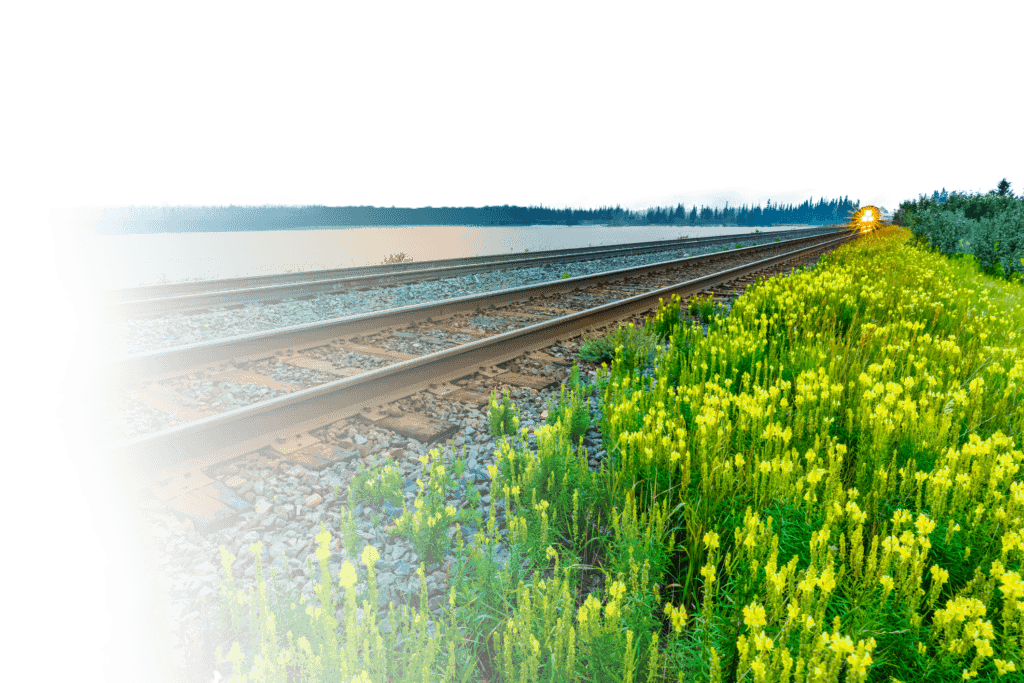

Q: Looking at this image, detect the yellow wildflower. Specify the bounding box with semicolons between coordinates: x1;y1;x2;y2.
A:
339;561;357;590
361;545;379;568
743;602;767;629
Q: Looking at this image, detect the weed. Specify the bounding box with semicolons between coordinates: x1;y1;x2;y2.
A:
578;337;616;364
349;464;403;508
545;363;592;442
382;252;413;264
390;449;475;564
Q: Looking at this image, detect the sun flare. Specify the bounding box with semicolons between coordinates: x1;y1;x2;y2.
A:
850;205;882;233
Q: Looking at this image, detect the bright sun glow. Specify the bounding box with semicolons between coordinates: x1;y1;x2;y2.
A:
851;206;882;233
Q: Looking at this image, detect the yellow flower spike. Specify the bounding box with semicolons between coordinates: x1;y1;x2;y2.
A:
915;513;937;536
743;602;767;629
994;659;1016;676
339;561;357;590
361;545;379;568
753;632;774;652
315;543;330;562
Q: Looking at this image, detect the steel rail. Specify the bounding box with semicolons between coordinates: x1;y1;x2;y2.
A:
107;233;855;476
104;226;843;316
109;230;848;384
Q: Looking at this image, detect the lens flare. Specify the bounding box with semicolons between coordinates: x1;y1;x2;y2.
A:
850;205;882;233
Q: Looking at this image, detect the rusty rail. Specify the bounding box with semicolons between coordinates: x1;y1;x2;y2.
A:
108;230;848;384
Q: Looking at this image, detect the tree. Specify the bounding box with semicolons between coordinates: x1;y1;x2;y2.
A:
995;178;1013;197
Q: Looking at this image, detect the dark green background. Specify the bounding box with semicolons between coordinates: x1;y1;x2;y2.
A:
9;2;1024;679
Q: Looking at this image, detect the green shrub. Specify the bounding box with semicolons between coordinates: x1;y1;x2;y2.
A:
545;363;592;443
349;464;403;508
687;294;723;324
587;322;662;376
651;294;683;340
905;189;1024;280
578;337;616;364
488;388;519;438
390;449;476;564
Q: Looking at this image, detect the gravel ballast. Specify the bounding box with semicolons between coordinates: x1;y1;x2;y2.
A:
140;358;610;680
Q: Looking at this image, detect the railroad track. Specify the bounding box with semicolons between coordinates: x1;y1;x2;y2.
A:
123;228;856;681
107;230;853;503
103;226;842;318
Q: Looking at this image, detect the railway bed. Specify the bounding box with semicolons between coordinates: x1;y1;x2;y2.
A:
117;231;854;681
103;231;848;450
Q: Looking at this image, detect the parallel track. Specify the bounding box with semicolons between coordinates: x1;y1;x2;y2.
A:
104;226;842;317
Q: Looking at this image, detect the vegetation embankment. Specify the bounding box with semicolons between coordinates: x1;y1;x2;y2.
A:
894;179;1023;280
212;225;1023;682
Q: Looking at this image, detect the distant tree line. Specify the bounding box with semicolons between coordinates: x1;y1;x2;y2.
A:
268;194;860;229
94;193;864;233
